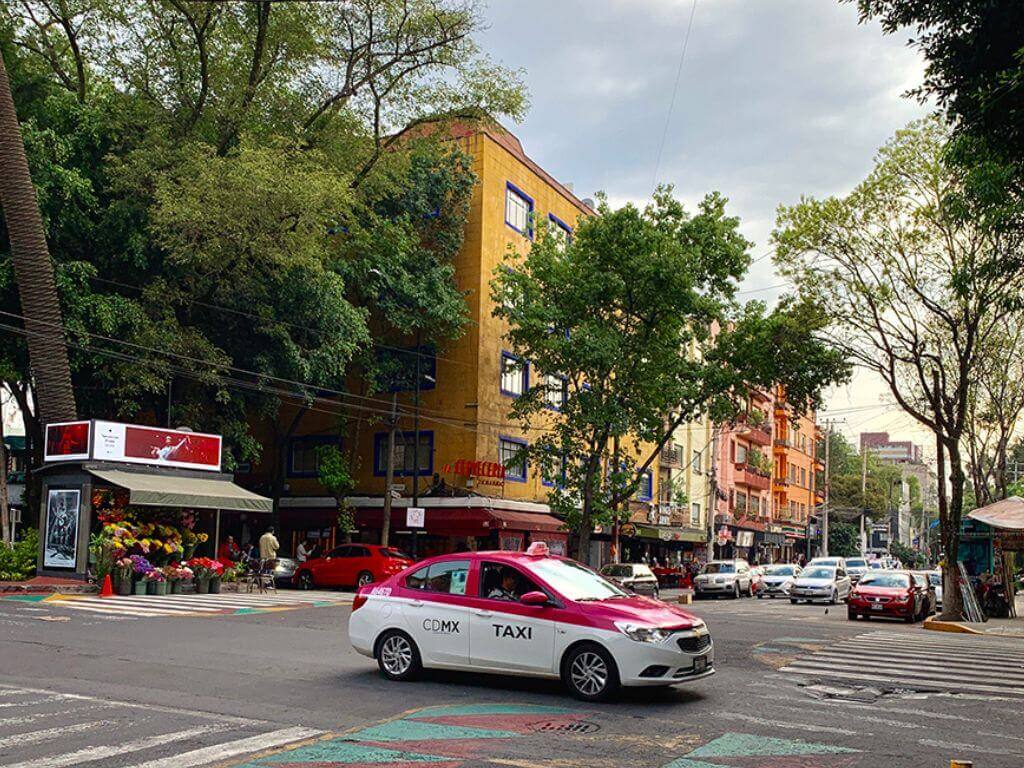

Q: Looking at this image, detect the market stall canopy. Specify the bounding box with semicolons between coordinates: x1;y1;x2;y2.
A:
967;496;1024;530
88;469;272;513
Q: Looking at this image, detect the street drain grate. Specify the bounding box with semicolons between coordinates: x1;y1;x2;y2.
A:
528;720;601;734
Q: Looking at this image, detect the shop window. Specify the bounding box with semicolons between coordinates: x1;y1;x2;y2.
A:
543;373;568;410
377;345;436;392
505;182;534;237
547;213;572;251
406;559;469;594
500;352;529;397
691;502;701;526
373;431;433;477
288;436;337;478
500;436;528;482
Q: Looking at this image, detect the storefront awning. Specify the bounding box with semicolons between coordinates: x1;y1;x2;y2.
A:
88;469;272;513
634;524;706;543
354;504;563;537
968;496;1024;530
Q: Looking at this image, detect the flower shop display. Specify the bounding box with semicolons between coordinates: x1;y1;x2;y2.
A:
162;564;193;594
187;557;223;594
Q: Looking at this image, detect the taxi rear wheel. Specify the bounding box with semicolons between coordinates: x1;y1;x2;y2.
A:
376;630;422;681
562;643;619;702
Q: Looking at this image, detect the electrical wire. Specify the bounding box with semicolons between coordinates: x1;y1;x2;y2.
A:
650;0;699;194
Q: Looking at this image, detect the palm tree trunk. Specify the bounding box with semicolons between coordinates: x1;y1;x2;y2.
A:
0;52;77;426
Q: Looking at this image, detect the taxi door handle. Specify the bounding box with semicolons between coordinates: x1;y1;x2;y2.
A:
474;610;493;618
410;600;424;607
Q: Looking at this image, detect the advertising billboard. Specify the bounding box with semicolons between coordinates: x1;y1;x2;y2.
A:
92;421;222;471
43;421;92;462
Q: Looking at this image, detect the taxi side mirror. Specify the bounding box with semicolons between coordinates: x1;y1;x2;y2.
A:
520;591;549;606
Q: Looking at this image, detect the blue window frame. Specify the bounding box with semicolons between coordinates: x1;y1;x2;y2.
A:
377;345;437;392
635;469;653;502
499;436;528;483
500;352;529;397
373;431;434;477
543;373;568;411
547;213;572;249
505;182;534;238
288;436;338;478
541;451;566;488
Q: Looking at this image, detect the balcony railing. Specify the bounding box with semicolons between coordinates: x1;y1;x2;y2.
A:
745;425;772;447
735;463;771;491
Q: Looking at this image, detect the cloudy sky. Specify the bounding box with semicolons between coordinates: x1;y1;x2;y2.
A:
481;0;934;451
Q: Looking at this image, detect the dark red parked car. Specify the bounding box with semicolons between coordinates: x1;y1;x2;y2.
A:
847;570;931;622
293;544;413;590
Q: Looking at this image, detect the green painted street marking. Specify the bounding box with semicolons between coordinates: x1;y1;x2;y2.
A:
662;759;735;768
251;739;450;764
1;595;49;602
345;718;519;742
686;732;858;758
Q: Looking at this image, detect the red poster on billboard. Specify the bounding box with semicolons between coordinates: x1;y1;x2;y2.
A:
93;421;222;471
44;421;91;462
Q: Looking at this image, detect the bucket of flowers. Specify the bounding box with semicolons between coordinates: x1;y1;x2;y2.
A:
144;568;167;596
114;557;134;596
130;555;155;595
187;557;220;594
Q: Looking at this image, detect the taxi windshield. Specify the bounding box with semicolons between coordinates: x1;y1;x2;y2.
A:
529;559;629;601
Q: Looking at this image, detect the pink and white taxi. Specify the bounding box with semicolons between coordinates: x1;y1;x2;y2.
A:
348;542;714;700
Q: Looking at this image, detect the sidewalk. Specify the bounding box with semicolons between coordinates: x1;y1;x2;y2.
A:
925;594;1024;637
0;576;96;595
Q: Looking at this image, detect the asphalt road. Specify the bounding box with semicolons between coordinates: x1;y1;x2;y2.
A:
0;589;1021;767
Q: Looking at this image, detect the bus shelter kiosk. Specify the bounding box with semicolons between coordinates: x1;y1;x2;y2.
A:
36;420;271;580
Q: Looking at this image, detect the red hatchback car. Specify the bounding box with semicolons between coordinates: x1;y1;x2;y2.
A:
293;544;412;590
847;570;931;622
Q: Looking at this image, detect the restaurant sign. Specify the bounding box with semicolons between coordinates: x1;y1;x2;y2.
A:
440;458;506;488
44;420;222;472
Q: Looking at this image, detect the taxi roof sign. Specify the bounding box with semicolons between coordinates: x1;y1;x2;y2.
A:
526;541;549;557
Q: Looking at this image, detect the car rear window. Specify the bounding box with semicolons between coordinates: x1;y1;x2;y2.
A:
381;548;410;560
846;559;867;568
859;573;910;588
928;573;941;586
601;565;631;577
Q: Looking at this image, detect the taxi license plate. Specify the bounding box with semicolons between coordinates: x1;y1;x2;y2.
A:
694;656;708;673
871;603;884;611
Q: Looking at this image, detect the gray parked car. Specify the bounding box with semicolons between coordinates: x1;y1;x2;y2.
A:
789;565;852;604
599;563;660;598
694;559;753;599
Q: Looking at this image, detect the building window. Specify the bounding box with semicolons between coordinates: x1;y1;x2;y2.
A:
634;470;653;502
692;449;702;473
373;431;433;477
500;352;529;397
543;373;568;410
736;491;748;515
735;443;748;464
288;436;336;477
500;436;528;482
505;182;534;237
548;213;572;251
691;502;701;526
800;467;807;487
658;467;672;502
541;451;566;488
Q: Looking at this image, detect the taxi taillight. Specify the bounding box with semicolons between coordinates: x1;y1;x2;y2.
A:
352;593;368;611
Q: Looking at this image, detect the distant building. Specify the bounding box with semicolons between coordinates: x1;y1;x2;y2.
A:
860;432;922;464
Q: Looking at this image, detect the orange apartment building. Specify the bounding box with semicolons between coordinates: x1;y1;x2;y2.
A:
772;387;824;555
242;121;661;559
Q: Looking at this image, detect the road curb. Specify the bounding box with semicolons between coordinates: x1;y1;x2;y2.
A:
923;618;983;635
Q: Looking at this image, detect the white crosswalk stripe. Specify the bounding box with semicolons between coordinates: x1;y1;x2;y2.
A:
781;630;1024;699
38;590;353;620
0;685;322;768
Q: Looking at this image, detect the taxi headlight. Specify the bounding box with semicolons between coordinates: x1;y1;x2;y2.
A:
614;622;670;644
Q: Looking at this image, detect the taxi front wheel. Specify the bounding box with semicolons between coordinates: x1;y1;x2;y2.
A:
562;643;620;702
376;630;422;682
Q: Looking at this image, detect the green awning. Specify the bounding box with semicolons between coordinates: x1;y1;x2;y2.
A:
88;469;272;513
635;525;707;543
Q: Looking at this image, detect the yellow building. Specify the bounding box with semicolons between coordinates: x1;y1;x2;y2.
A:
248;121;660;558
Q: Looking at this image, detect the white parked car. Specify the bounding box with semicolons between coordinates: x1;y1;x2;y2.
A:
844;557;869;583
789;565;852;604
757;564;802;598
926;569;943;608
599;563;660;598
807;556;848;571
694;560;753;599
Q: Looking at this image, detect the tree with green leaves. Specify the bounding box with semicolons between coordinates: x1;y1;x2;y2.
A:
492;189;849;564
828;520;860;559
317;444;357;543
774;117;1024;619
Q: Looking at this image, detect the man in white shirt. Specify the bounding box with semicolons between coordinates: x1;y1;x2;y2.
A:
296;538;311;563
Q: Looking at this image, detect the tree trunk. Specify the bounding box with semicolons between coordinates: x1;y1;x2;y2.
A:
0;406;11;546
936;435;964;620
0;53;76;427
578;475;594;566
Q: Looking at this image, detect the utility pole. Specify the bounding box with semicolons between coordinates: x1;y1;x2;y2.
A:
411;333;422;559
380;392;398;547
822;421;832;556
0;393;10;546
611;434;620;563
707;425;719;561
860;446;868;553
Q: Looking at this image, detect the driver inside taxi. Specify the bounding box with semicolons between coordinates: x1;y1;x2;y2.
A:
488;568;519;601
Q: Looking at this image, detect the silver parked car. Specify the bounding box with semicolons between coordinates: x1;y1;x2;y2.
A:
789;565;852;604
844;557;869;584
926;569;943;608
695;559;753;599
757;564;802;598
598;563;660;598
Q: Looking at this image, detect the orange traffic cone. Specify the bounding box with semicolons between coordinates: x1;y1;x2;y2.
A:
99;574;114;598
